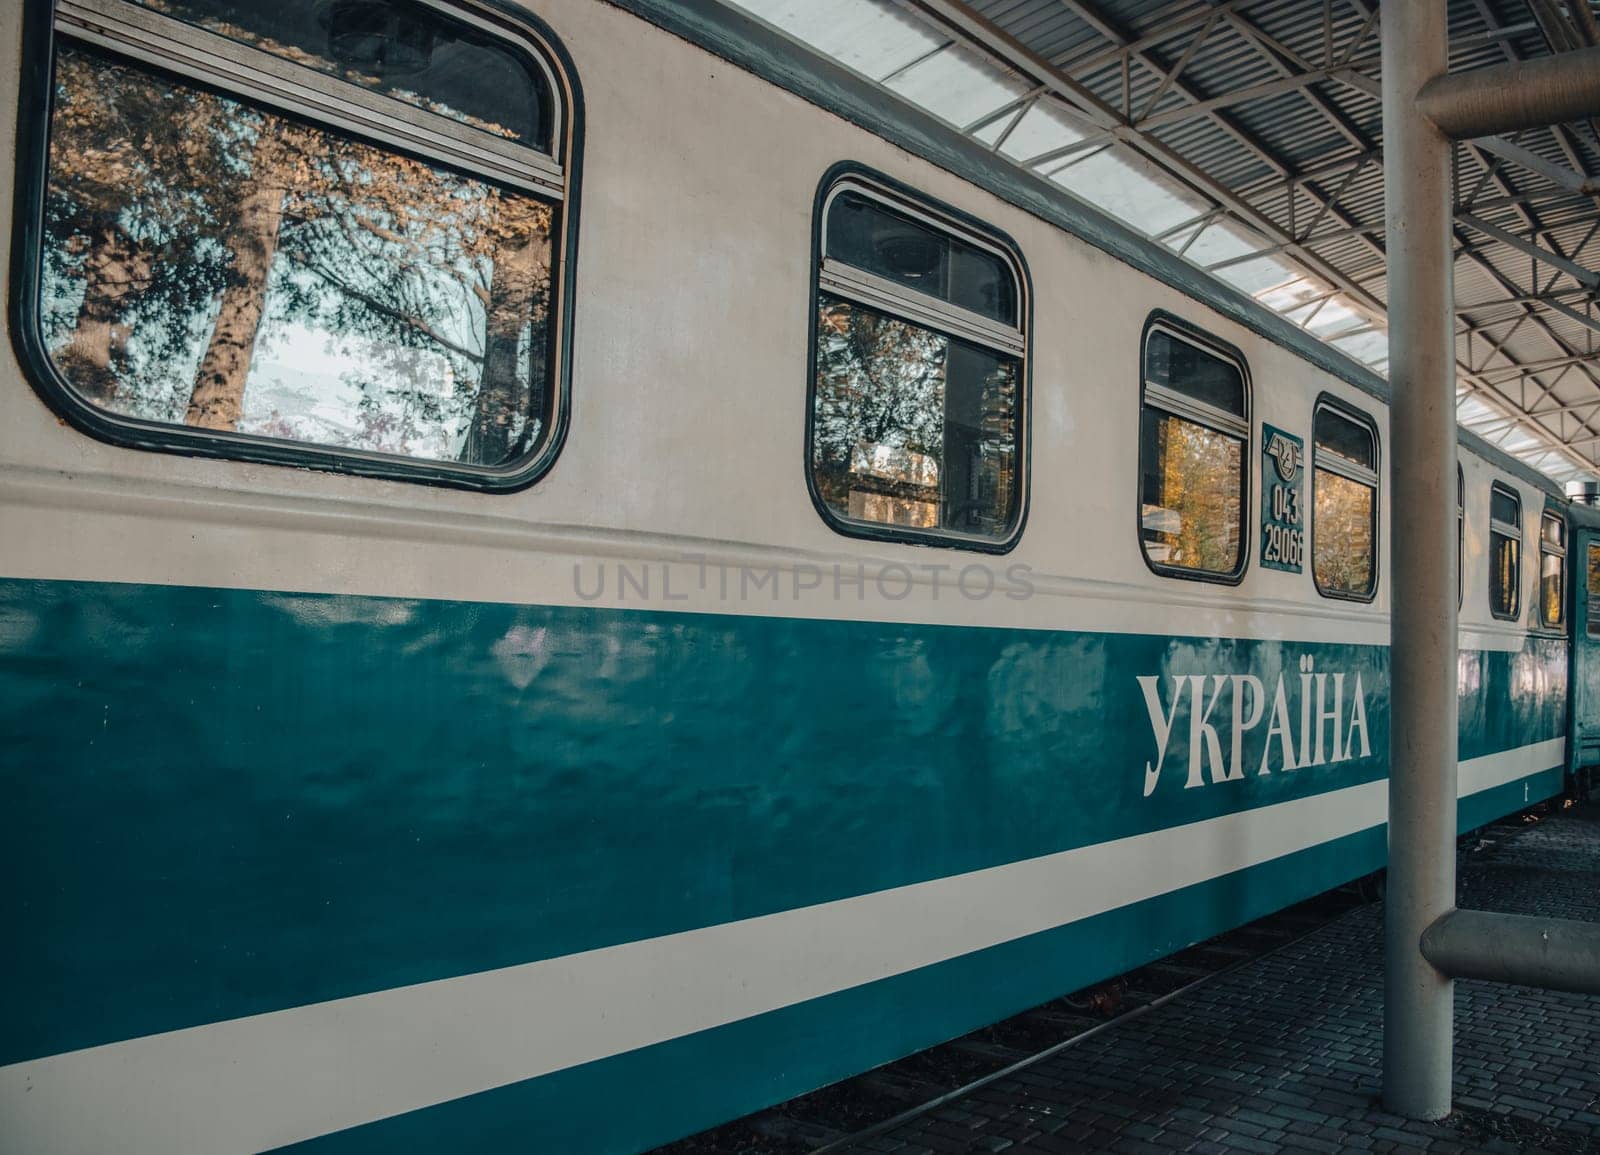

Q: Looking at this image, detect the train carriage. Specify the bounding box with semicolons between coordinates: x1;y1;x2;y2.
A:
0;0;1590;1151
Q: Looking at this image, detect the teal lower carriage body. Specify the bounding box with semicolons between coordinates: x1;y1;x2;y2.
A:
0;578;1568;1153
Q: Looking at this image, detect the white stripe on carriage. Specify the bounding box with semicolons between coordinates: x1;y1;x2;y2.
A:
0;738;1565;1155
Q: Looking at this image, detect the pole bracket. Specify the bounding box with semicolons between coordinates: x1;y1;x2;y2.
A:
1418;45;1600;139
1420;908;1600;995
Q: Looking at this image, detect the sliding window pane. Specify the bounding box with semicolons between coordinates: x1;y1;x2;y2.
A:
1588;543;1600;638
132;0;552;148
1314;469;1375;598
1489;484;1521;620
1143;329;1244;416
43;45;556;467
1139;411;1244;575
825;192;1016;325
1491;533;1521;619
812;296;1019;539
1542;549;1565;629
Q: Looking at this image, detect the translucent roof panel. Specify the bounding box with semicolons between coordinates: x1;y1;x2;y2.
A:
1331;329;1390;368
885;41;1032;128
1213;254;1302;298
1046;143;1209;237
1183;222;1270;268
977;98;1090;165
729;0;944;81
1458;394;1499;427
1305;297;1371;340
1254;276;1328;314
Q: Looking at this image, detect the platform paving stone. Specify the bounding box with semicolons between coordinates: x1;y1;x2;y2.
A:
832;803;1600;1155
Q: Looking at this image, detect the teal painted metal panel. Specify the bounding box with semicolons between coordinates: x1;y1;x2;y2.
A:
0;577;1565;1067
0;576;1569;1155
1458;767;1564;833
279;826;1389;1155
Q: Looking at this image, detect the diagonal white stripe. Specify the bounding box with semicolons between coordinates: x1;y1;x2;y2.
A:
0;739;1563;1154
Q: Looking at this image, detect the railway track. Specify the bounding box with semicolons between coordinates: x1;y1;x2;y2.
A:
654;811;1550;1155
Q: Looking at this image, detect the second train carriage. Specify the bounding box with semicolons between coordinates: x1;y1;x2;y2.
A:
0;0;1591;1151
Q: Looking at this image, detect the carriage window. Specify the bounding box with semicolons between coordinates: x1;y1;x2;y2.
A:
1489;484;1522;621
1457;465;1465;609
1312;400;1378;601
1539;512;1566;631
1138;324;1249;580
29;0;572;487
811;178;1025;547
1588;543;1600;639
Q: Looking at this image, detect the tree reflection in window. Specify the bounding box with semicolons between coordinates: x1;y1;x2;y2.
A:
41;41;556;468
1539;512;1566;630
1313;470;1374;595
1587;543;1600;638
813;298;1019;537
1140;413;1242;572
1138;325;1248;579
1489;484;1522;621
1312;401;1378;600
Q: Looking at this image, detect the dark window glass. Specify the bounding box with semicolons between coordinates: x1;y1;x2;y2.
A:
135;0;552;148
1489;484;1521;620
1314;406;1376;469
825;192;1017;325
1312;403;1378;600
1143;329;1245;416
1588;543;1600;639
1491;486;1520;528
1139;326;1247;578
1540;512;1566;630
41;44;557;468
812;296;1019;539
1492;534;1522;620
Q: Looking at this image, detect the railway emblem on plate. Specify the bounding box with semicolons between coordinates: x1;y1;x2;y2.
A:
1261;425;1305;573
1265;431;1301;482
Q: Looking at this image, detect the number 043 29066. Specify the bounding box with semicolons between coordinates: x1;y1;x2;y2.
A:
1260;424;1305;574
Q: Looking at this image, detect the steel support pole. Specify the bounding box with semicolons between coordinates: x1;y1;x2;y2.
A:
1382;0;1458;1122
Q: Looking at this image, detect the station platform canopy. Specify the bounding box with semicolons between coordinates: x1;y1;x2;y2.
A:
724;0;1600;484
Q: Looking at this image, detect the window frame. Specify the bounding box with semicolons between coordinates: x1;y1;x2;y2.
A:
1136;310;1252;586
10;0;584;493
1537;507;1567;633
1488;481;1523;622
1310;393;1380;604
804;162;1032;554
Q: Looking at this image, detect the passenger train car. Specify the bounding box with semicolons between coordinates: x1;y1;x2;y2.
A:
0;0;1594;1151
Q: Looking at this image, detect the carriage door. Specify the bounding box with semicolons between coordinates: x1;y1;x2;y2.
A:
1569;529;1600;777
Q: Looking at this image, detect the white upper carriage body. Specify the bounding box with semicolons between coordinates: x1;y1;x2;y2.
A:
0;0;1556;659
